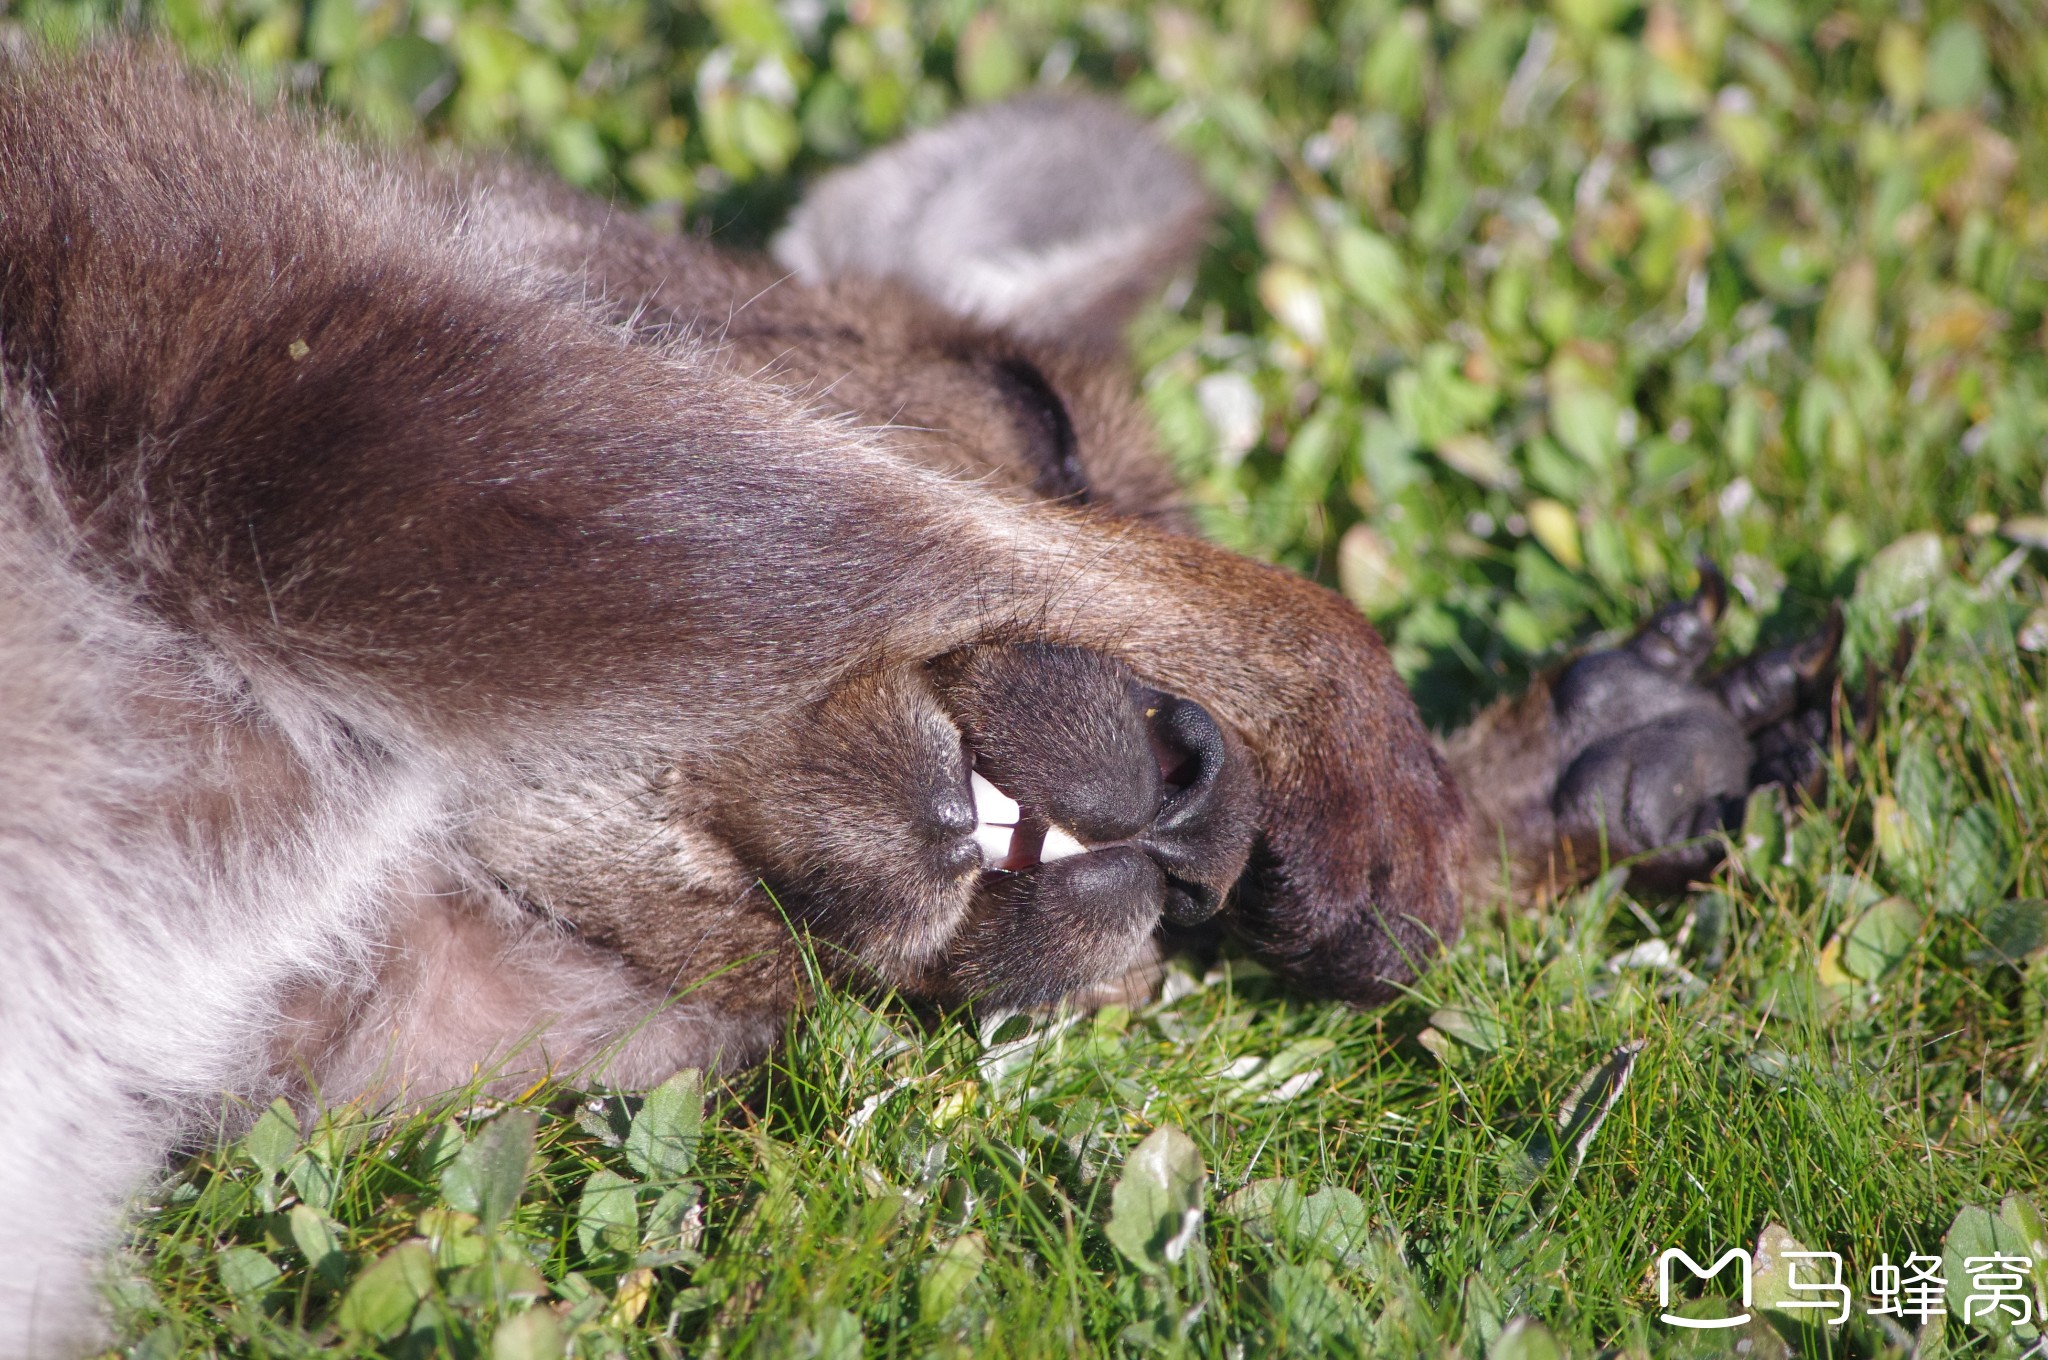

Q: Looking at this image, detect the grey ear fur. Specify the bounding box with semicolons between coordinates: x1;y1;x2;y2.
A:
772;94;1208;351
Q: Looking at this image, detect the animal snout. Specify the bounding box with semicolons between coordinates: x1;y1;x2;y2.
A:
936;646;1256;929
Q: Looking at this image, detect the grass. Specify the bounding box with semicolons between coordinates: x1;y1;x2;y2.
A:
14;0;2048;1352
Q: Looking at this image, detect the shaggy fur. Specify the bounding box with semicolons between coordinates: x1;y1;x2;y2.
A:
0;47;1839;1355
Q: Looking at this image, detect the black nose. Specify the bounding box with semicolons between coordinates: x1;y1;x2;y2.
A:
1142;692;1232;925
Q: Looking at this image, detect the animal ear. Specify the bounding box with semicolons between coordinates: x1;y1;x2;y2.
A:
773;94;1209;353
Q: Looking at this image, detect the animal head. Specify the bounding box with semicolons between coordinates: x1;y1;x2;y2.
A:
473;92;1465;1012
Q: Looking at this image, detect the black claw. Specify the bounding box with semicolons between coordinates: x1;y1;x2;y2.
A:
1791;605;1845;688
1711;607;1845;736
1626;562;1725;678
1693;558;1728;624
1713;649;1800;733
1750;707;1831;800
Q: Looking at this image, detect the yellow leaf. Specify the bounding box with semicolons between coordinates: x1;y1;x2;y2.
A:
1527;499;1583;570
609;1267;655;1326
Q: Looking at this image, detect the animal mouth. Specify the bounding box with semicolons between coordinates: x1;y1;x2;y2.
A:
969;768;1088;871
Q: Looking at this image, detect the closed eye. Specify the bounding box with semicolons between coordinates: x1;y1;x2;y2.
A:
990;358;1087;502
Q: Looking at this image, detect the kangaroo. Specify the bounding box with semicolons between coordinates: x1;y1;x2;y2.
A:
0;46;1842;1354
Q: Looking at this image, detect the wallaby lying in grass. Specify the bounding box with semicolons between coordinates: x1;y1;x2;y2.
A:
0;45;1843;1354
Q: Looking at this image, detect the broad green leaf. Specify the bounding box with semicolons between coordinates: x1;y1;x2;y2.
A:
440;1108;538;1230
1942;1204;2041;1343
1549;386;1622;483
1258;1037;1335;1087
1221;1177;1304;1242
1487;1317;1564;1360
1430;1006;1505;1053
1925;20;1988;111
304;0;359;63
645;1182;704;1253
1753;1222;1846;1325
1892;734;1951;833
625;1068;704;1180
476;1235;551;1300
215;1246;281;1306
1105;1124;1205;1274
1258;263;1327;347
129;1325;178;1360
1876;23;1925;110
1661;1299;1794;1357
491;1307;565;1360
1390;344;1498;449
336;1242;435;1340
955;13;1025;103
417;1207;487;1269
1436;433;1519;491
1872;795;1917;881
919;1232;986;1323
1740;785;1786;876
288;1151;339;1212
1223;1177;1372;1266
1333;225;1418;337
1971;899;2048;967
242;1099;299;1178
1938;804;2010;916
2000;1193;2048;1316
1357;8;1427;118
1821;873;1886;913
575;1169;640;1264
1463;1271;1507;1354
287;1203;347;1287
1292;1186;1373;1267
1817;259;1878;369
1418;1025;1459;1067
801;1305;864;1360
1841;897;1924;980
544;120;607;187
413;1121;466;1178
704;0;793;53
733;96;801;174
1857;532;1949;625
984;1013;1032;1047
1268;1261;1373;1348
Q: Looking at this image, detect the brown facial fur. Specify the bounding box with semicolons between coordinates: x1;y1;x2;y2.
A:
0;45;1460;1114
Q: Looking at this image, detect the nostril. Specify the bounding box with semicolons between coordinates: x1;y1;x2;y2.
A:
1162;877;1221;926
1143;692;1228;832
930;782;977;838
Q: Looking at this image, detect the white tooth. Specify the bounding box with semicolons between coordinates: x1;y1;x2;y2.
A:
972;820;1015;866
970;770;1021;826
1040;825;1087;863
